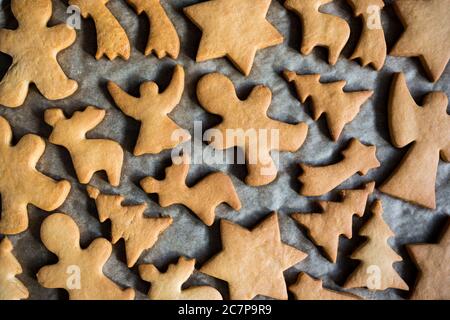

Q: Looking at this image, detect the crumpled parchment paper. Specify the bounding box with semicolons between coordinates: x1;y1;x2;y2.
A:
0;0;448;300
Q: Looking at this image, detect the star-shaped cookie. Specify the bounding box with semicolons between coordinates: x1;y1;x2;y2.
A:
184;0;283;76
407;221;450;300
391;0;450;82
200;213;307;300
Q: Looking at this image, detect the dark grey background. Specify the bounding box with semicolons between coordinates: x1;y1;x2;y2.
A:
0;0;448;300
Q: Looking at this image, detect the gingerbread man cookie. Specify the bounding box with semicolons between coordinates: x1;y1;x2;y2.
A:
0;0;78;108
0;116;71;235
37;213;135;300
108;65;190;156
0;238;29;300
45;107;124;187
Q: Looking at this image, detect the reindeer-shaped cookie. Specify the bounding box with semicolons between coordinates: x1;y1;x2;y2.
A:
45;107;124;186
139;257;222;300
126;0;180;59
285;0;350;65
0;117;71;235
140;155;241;226
380;73;450;209
197;73;309;186
37;213;135;300
0;0;78;108
108;65;190;156
69;0;130;60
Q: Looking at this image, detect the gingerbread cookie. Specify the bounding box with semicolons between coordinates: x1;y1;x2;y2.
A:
290;273;359;300
108;65;190;156
140;257;222;300
299;138;380;196
284;0;350;65
0;238;29;300
380;73;449;209
200;213;307;300
293;182;375;262
69;0;131;60
284;71;373;141
140;155;241;226
344;200;409;291
87;187;172;268
346;0;386;70
197;73;308;186
0;116;71;235
45;107;124;187
0;0;78;108
391;0;450;82
184;0;283;76
37;213;135;300
407;220;450;300
126;0;180;59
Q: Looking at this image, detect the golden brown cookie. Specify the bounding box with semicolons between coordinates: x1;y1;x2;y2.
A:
346;0;386;70
184;0;283;76
379;73;450;209
284;0;350;65
0;116;71;235
197;72;308;186
391;0;450;82
0;0;78;108
344;200;409;291
139;257;222;300
407;220;450;300
284;70;373;141
108;65;190;156
299;138;380;196
200;213;307;300
37;213;135;300
290;273;359;300
45;106;124;187
87;186;172;268
69;0;131;60
293;182;375;262
140;155;241;226
126;0;180;59
0;238;29;300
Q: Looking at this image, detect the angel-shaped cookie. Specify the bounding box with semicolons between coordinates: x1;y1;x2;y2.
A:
380;73;450;209
37;213;135;300
0;0;78;108
108;65;190;156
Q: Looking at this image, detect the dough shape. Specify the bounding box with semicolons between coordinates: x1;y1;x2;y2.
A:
407;220;450;300
299;138;380;196
379;73;450;209
200;213;307;300
290;273;359;300
37;213;135;300
87;186;172;268
45;106;124;187
391;0;450;82
293;182;375;262
0;238;29;300
346;0;386;70
108;65;190;156
184;0;283;76
139;257;222;300
0;116;71;235
0;0;78;108
69;0;131;60
140;155;241;226
197;72;308;186
284;0;350;65
284;70;373;141
344;200;409;291
126;0;180;59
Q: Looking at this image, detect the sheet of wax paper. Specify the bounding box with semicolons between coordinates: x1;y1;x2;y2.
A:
0;0;448;300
